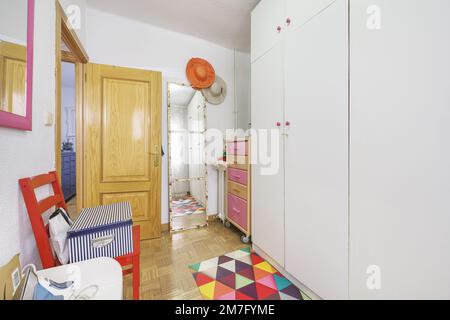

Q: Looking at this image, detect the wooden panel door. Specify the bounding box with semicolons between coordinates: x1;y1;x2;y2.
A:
84;63;162;240
350;0;450;299
251;0;286;63
284;0;349;299
285;0;336;31
251;43;285;266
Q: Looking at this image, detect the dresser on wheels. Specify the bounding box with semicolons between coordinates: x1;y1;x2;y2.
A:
225;138;251;244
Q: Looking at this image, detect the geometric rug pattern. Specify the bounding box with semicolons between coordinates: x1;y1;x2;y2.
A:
189;247;310;300
172;195;206;217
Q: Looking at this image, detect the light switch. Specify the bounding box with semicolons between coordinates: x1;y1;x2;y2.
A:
45;112;54;126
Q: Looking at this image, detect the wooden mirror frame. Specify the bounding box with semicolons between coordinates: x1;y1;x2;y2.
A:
0;0;35;131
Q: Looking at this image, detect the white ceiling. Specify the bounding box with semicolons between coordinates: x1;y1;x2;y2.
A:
86;0;260;52
169;83;196;106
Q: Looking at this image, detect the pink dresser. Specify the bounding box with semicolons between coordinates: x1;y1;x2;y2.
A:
226;138;251;243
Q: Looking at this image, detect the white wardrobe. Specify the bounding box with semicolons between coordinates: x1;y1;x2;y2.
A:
252;0;450;300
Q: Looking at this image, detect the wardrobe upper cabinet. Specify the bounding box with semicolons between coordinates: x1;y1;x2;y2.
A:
285;0;337;30
284;0;349;300
251;0;285;63
251;43;285;266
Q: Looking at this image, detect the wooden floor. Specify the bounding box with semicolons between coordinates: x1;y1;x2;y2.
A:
66;197;78;219
124;221;246;300
66;197;246;300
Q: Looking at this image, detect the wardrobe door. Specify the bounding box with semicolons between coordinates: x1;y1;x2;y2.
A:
285;0;336;30
251;43;285;266
350;0;450;299
251;0;285;63
284;0;349;300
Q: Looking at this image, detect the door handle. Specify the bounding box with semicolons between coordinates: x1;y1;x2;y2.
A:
152;145;160;167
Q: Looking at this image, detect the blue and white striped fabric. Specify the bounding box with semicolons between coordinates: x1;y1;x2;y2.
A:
68;202;133;263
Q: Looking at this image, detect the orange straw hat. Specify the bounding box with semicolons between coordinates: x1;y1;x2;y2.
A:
186;58;216;89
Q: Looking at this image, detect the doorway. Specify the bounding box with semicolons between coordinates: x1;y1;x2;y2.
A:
60;61;76;213
55;2;88;217
168;83;208;232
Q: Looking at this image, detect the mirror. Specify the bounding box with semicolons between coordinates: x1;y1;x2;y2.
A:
168;83;208;232
0;0;34;130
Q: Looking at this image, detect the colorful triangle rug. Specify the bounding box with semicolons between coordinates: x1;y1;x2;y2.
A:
189;248;311;300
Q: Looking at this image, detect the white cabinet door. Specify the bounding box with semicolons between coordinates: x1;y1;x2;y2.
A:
251;43;285;266
284;0;349;300
285;0;336;30
350;0;450;299
251;0;285;63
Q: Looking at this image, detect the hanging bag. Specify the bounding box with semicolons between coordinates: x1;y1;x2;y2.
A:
49;208;73;265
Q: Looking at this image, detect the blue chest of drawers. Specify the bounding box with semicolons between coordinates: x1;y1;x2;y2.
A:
61;151;76;201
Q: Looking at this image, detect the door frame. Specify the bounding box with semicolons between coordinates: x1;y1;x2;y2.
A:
55;1;89;213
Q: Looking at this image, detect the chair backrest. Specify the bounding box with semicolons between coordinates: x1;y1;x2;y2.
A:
19;171;67;269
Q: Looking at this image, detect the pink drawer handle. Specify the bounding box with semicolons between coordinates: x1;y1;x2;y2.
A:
231;174;240;180
277;26;282;33
232;207;240;213
286;18;291;26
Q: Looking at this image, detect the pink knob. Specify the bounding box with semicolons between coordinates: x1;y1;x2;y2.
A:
286;121;291;127
277;26;282;33
276;122;281;127
286;18;291;26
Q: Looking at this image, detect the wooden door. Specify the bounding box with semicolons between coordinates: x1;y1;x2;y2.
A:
84;63;162;240
284;0;349;299
251;43;285;266
251;0;286;63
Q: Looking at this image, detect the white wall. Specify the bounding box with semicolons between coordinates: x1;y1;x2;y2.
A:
61;63;76;148
85;8;241;223
235;51;251;131
0;0;27;44
0;0;56;266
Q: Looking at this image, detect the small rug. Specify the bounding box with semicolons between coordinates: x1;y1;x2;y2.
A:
172;195;206;216
189;247;310;300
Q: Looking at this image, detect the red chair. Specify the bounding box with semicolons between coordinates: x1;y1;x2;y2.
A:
19;171;141;300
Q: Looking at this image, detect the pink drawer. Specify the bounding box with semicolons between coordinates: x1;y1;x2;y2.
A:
227;193;248;230
228;168;248;186
227;141;248;156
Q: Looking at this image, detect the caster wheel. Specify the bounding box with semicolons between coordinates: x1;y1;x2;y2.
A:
225;221;231;228
241;235;251;244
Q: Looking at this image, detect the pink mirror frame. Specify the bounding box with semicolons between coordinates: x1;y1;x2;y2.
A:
0;0;35;131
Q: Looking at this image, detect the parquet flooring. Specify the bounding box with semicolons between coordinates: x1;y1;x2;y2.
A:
124;221;246;300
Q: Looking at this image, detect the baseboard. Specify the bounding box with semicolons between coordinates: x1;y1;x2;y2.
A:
252;244;322;301
207;214;219;222
161;223;169;232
